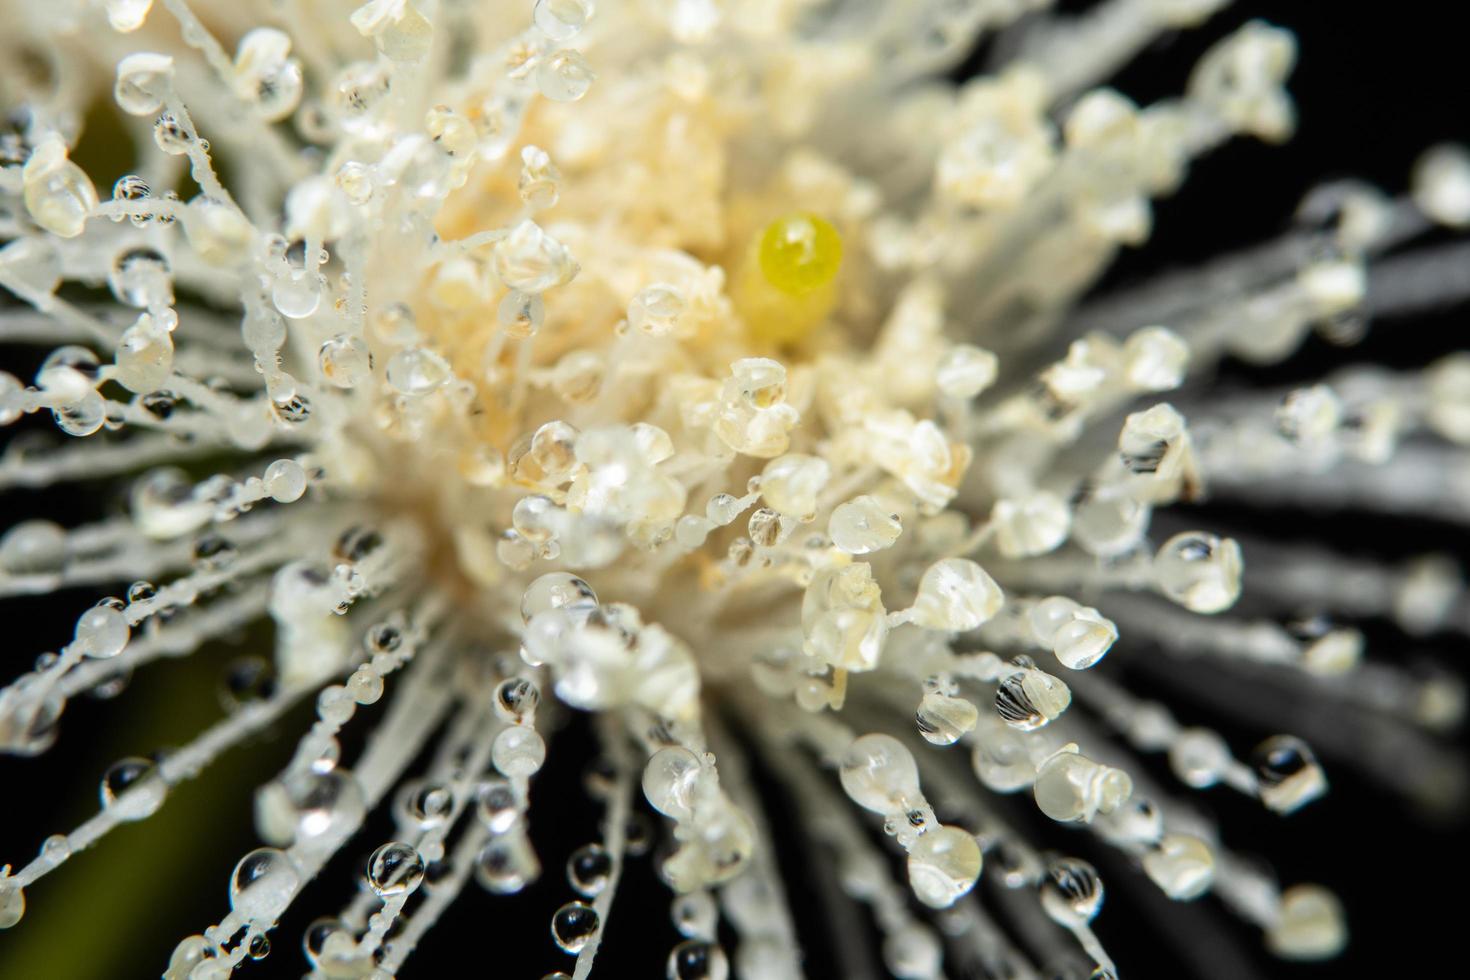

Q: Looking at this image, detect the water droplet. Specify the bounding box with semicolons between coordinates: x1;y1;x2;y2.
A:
1040;857;1104;927
368;841;425;897
498;290;545;338
1154;532;1243;613
995;667;1071;731
909;558;1004;632
642;746;703;820
536;49;596;103
839;734;921;815
152;113;192;154
492;725;546;778
246;932;271;960
474;834;539;894
256;769;365;854
229;848;300;924
533;0;593;41
671;890;717;938
907;825;982;908
495;677;541;724
75;603;129;659
100;756;167;821
551;901;600;954
1142;833;1215;900
915;692;978;745
829;496;902;554
192;533;238;571
405;782;455;830
1252;735;1327;814
385;347;450;395
220;657;277;711
566;843;612;897
667;939;730;980
0;520;66;577
271;269;321;319
318;335;373;388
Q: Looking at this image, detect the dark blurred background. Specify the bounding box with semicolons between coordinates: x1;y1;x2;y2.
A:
1;2;1466;978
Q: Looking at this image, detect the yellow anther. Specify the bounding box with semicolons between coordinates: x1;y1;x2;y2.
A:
757;212;843;295
736;212;843;346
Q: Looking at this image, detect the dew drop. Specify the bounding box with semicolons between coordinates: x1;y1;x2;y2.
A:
534;0;593;41
536;49;596;102
566;843;612;897
667;939;730;980
229;848;300;924
367;841;426;898
100;756;167;821
551;901;600;954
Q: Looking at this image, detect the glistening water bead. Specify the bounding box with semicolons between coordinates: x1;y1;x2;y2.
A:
551;900;600;955
367;841;426;898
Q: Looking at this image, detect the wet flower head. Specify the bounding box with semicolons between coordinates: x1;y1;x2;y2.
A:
0;0;1466;977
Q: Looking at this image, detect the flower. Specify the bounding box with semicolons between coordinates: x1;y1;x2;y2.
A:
0;1;1465;977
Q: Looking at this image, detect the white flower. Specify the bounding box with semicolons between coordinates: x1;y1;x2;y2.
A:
0;2;1463;977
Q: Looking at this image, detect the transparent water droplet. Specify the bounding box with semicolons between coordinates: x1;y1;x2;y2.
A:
246;932;271;960
536;49;596;102
219;657;277;712
475;834;539;894
75;603;129;659
1142;833;1215;900
229;848;300;924
839;734;921;815
915;691;978;745
642;746;703;820
272;269;321;320
671;890;717;938
495;677;541;724
52;391;107;437
492;725;546;778
318;335;373;390
368;841;425;897
303;917;346;967
533;0;593;41
264;458;307;503
520;572;598;625
256;769;365;853
498;290;545;338
1251;735;1327;813
1154;532;1243;613
566;843;612;897
385;347;450;395
1040;857;1104;927
995;667;1071;731
907;825;982;908
829;496;902;554
100;756;167;821
152;113;192;155
0;520;66;577
910;558;1003;631
404;781;455;830
551;901;600;954
667;939;730;980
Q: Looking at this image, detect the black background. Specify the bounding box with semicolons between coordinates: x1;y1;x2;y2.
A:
1;2;1466;978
